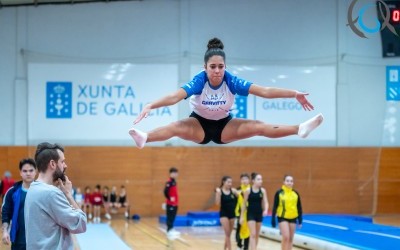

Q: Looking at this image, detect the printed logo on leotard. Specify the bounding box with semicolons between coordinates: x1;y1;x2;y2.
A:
201;90;229;112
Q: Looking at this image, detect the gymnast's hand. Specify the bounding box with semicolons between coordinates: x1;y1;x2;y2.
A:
295;91;314;111
134;104;151;124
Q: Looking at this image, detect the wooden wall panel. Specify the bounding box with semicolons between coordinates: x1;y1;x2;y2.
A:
0;146;398;216
377;148;400;214
0;147;30;181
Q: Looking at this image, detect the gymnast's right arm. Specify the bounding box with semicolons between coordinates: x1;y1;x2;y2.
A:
134;88;187;124
215;187;221;206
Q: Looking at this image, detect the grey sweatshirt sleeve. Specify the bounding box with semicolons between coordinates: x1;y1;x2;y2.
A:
48;190;87;234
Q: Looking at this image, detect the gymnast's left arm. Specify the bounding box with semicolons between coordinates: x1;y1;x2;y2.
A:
248;84;314;111
261;188;269;216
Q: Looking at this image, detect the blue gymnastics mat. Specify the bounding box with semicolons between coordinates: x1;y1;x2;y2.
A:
158;215;190;226
263;214;400;250
159;211;221;227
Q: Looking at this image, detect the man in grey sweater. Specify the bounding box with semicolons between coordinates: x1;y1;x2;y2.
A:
25;142;87;250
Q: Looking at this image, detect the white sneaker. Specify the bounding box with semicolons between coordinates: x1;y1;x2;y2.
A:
97;217;101;223
105;213;112;220
88;213;93;220
167;231;179;240
124;212;129;218
128;128;148;149
169;229;181;235
298;113;324;138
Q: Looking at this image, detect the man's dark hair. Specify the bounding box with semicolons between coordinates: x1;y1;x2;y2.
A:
169;167;178;173
19;158;37;171
35;142;64;173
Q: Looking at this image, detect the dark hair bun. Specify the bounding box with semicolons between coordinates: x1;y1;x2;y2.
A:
207;37;224;50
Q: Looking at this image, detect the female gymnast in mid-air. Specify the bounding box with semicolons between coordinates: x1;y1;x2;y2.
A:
129;37;323;148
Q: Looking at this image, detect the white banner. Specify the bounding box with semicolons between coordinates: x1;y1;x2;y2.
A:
191;65;336;143
28;63;178;144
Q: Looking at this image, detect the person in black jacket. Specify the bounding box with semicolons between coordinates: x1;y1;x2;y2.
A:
1;158;37;250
